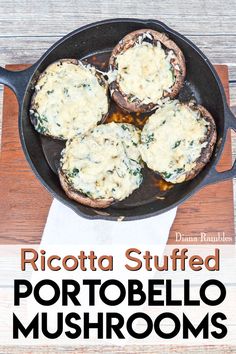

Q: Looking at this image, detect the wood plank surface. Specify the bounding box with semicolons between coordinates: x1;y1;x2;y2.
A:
0;64;234;245
0;65;51;244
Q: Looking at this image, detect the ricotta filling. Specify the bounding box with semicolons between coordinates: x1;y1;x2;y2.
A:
60;122;143;200
140;100;210;183
114;38;175;104
31;61;108;139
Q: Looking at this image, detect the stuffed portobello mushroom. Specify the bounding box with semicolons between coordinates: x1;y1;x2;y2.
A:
59;122;143;208
30;59;109;140
139;100;216;183
109;29;186;113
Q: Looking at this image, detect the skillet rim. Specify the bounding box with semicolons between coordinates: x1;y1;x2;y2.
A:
18;18;229;221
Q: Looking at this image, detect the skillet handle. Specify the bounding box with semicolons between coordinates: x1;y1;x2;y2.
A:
202;107;236;186
0;65;36;103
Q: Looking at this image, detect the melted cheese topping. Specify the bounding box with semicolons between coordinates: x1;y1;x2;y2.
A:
115;40;175;104
61;122;143;200
31;61;108;139
140;101;210;183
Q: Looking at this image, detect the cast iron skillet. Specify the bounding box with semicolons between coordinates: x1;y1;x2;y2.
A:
0;18;236;221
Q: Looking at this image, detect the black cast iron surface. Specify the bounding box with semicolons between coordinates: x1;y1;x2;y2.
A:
0;18;236;221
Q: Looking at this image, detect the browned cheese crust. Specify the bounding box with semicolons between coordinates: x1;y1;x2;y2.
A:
30;59;108;140
109;29;186;113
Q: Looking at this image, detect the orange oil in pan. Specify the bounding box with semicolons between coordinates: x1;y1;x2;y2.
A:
151;175;174;192
106;106;149;129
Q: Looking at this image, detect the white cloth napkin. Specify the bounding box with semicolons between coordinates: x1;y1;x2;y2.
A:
41;199;177;246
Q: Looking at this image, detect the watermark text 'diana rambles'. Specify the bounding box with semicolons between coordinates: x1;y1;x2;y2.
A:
175;232;233;243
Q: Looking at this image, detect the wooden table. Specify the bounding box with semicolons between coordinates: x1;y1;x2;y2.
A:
0;0;236;352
